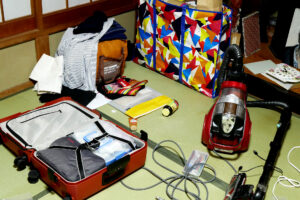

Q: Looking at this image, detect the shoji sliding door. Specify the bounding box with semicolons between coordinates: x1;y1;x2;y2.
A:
0;0;138;98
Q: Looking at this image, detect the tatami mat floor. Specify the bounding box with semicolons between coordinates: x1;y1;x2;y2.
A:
1;62;299;200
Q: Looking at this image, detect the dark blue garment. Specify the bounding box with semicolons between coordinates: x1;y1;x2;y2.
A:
283;45;299;68
99;21;127;42
73;11;107;34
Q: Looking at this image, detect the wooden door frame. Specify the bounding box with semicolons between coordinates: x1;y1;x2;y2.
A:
0;0;138;98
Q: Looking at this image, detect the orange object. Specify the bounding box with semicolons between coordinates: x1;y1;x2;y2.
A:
96;40;128;85
129;118;138;131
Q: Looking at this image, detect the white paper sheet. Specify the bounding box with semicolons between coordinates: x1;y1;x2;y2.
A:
244;60;277;74
87;92;111;109
108;87;161;113
30;54;63;94
244;60;294;90
261;72;293;90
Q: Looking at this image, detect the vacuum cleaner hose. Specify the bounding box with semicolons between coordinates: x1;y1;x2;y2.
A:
246;100;291;121
246;100;291;200
246;100;289;110
217;44;244;95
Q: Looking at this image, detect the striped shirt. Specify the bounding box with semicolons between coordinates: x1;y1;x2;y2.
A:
56;18;114;91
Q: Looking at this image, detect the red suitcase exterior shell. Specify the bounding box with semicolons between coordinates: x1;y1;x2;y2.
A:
0;98;147;200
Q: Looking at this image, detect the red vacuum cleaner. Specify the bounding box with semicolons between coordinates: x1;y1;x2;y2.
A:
202;44;251;153
202;45;293;200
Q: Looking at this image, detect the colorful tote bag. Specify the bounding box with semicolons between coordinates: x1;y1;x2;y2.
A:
134;0;232;98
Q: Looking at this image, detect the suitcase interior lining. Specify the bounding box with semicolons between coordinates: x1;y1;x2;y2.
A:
0;100;146;183
1;100;145;151
1;101;99;150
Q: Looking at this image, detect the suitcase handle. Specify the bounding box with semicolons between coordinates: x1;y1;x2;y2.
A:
102;154;130;185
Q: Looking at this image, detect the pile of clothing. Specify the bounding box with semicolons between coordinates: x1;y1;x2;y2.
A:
56;11;127;92
30;11;141;106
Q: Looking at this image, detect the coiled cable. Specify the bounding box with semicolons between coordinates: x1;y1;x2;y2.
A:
272;146;300;200
121;140;217;200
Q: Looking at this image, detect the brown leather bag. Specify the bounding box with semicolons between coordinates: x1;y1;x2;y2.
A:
96;39;128;85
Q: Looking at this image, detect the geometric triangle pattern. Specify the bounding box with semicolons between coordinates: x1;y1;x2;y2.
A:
134;0;232;98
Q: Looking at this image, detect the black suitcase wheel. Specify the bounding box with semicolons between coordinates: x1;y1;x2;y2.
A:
14;155;28;171
28;169;40;184
63;195;72;200
140;130;148;142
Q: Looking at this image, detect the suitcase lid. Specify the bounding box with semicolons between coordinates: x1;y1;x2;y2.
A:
0;100;100;150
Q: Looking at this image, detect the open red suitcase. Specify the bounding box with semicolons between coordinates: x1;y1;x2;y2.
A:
0;98;147;200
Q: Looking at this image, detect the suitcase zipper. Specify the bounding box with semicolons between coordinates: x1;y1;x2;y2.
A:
20;110;62;123
16;102;95;120
5;102;98;148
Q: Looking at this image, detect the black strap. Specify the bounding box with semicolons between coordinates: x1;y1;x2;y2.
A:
95;120;107;134
48;120;135;180
93;121;135;150
50;144;86;180
77;144;87;179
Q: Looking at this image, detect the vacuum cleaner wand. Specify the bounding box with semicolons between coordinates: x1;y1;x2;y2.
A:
248;101;291;200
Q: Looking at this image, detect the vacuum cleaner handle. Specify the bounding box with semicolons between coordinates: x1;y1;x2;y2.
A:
217;44;244;95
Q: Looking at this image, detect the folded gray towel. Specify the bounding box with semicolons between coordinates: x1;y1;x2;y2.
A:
37;136;105;182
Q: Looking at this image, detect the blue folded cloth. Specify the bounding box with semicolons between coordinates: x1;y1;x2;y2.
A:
99;21;127;42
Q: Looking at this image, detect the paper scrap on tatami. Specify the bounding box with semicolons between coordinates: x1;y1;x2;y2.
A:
30;54;63;94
